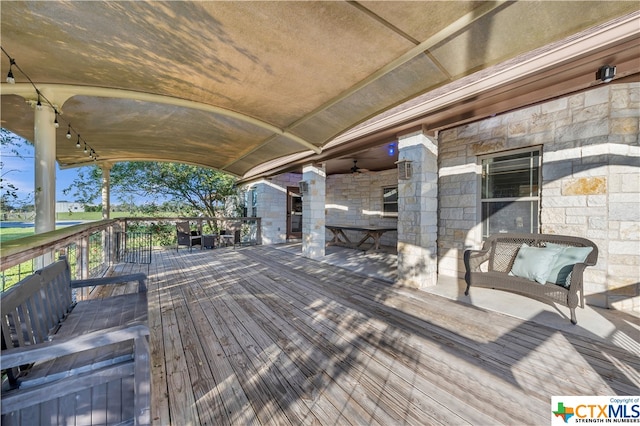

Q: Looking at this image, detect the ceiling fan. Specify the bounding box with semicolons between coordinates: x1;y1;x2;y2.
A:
350;160;371;174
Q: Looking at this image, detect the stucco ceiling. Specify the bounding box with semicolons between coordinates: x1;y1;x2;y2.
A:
1;1;639;179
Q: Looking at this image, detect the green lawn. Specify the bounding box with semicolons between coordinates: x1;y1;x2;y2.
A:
0;227;35;243
54;211;138;220
0;211;177;244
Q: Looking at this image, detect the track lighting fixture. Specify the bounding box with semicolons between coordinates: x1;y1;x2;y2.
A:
6;58;15;84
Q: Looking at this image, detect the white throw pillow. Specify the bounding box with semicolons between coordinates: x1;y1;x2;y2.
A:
545;243;593;287
510;244;563;284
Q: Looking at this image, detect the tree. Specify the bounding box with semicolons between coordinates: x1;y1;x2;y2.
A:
1;128;32;216
63;162;239;218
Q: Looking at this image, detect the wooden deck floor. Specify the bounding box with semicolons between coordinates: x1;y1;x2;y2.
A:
108;246;639;425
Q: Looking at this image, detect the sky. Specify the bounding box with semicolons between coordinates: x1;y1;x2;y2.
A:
2;131;170;207
0;130;116;208
2;132;95;205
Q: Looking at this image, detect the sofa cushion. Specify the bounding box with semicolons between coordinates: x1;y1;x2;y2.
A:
509;244;562;284
545;243;593;287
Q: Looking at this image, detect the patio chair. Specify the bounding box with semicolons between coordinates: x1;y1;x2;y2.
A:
220;229;241;247
176;221;201;252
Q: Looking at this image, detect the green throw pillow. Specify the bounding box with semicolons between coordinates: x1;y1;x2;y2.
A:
545;243;593;287
510;243;563;284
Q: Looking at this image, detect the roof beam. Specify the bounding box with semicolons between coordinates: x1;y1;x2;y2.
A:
329;9;640;146
225;1;508;172
58;156;240;175
284;0;509;136
348;1;453;81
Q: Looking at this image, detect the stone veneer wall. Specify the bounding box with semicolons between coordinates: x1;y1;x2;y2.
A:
325;169;398;247
249;173;301;245
250;170;398;247
437;82;639;312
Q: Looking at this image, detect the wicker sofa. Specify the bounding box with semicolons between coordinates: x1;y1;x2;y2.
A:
464;233;598;324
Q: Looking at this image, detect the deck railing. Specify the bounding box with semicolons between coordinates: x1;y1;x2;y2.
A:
0;216;261;292
1;219;121;292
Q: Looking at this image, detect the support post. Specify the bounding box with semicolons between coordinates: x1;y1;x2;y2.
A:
101;163;112;220
301;163;326;259
33;103;56;268
397;127;439;288
100;163;113;266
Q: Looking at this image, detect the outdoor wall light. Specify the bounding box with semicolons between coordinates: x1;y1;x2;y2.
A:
6;58;15;84
395;159;412;180
596;65;616;83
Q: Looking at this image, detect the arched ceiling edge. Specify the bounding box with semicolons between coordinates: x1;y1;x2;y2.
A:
1;83;322;155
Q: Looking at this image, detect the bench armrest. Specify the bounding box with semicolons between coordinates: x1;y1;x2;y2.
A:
565;262;589;309
464;248;491;273
1;322;149;370
463;248;491;293
71;272;147;292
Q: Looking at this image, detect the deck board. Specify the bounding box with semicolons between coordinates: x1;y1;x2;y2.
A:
208;256;383;426
104;246;639;425
239;248;527;424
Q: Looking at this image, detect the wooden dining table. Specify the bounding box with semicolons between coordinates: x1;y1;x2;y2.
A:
325;224;397;251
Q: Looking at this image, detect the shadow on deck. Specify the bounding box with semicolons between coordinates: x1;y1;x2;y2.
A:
107;246;639;425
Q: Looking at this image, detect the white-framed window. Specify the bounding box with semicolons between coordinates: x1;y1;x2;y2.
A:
382;186;398;216
480;148;541;238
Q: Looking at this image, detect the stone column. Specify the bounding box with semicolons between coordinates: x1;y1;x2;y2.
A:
101;163;112;219
302;163;325;259
397;127;438;288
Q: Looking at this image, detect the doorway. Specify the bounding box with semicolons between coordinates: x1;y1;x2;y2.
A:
286;186;302;240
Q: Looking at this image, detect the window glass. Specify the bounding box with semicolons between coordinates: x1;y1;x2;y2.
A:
481;150;540;237
251;188;257;217
244;188;258;217
383;186;398;214
482;200;539;235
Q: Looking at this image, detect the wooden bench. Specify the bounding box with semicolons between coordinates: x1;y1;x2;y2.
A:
1;257;150;425
464;233;598;324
